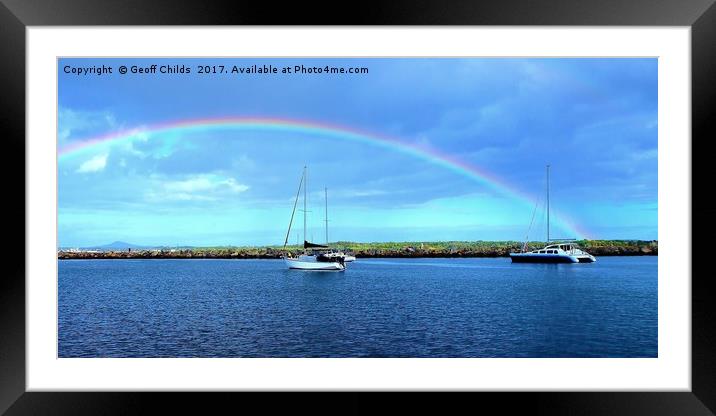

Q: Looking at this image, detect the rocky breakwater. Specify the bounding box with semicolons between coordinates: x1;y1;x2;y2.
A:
57;240;657;260
58;248;288;260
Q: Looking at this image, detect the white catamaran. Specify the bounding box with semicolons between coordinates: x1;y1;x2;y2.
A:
282;167;346;271
509;165;596;264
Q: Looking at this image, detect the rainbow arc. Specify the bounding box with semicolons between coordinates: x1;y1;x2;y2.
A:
58;116;591;239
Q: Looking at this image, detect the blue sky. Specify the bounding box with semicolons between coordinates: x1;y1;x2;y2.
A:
58;58;657;247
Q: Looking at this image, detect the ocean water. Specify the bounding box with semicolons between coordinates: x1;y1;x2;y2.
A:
58;257;657;358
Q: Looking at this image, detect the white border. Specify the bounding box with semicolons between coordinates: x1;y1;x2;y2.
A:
27;27;690;391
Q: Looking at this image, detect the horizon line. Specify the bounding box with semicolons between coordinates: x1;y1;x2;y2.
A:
59;237;658;249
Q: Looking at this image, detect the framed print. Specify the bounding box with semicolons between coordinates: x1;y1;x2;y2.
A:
4;0;716;414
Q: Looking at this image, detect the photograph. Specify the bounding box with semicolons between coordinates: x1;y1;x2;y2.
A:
57;57;658;358
2;0;711;410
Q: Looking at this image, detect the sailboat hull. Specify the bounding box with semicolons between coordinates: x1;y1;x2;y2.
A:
284;257;345;271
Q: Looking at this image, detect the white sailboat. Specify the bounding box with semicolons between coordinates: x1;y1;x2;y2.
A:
282;167;346;271
509;165;596;264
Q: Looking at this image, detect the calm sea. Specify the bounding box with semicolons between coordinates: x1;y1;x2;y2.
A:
58;257;657;358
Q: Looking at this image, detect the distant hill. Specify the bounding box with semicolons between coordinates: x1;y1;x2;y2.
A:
84;241;152;250
69;241;196;251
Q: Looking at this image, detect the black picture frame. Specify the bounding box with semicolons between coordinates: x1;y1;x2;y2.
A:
3;0;714;414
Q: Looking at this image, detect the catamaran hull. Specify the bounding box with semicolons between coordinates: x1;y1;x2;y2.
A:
510;253;579;263
510;253;597;263
284;258;345;271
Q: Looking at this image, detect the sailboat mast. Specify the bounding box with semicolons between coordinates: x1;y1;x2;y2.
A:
303;165;307;245
283;168;304;249
325;187;329;245
546;164;550;242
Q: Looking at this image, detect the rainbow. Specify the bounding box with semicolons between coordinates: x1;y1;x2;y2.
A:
58;116;591;239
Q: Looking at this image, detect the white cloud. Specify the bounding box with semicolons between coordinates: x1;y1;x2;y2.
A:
132;129;151;142
219;178;250;193
116;128;151;158
58;108;152;162
76;154;108;173
58;107;118;144
164;176;215;193
147;174;249;202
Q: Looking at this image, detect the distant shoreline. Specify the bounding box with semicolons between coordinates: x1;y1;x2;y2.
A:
58;240;657;260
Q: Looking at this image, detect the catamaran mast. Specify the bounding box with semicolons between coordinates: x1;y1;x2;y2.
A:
547;164;550;242
325;187;329;245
